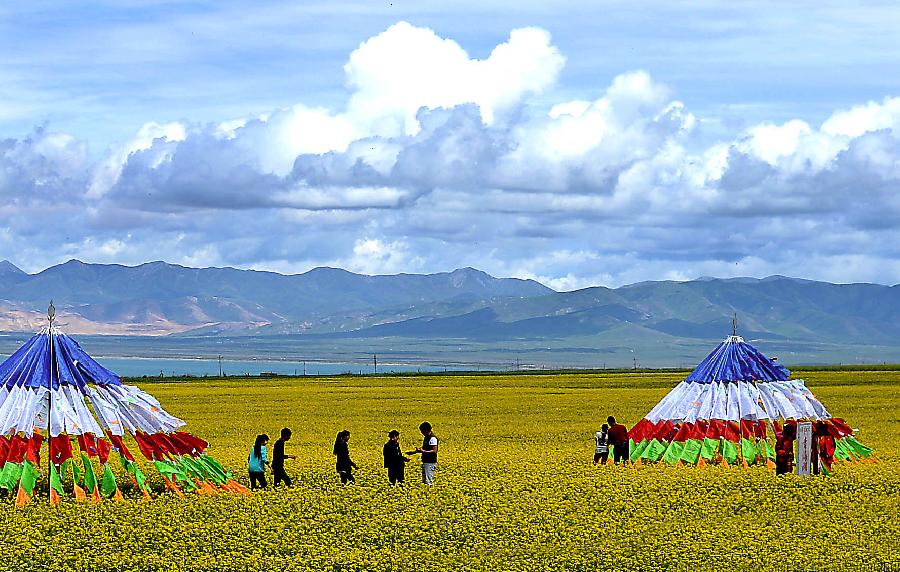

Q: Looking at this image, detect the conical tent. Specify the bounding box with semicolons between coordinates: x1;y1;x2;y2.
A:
627;335;875;468
0;329;248;505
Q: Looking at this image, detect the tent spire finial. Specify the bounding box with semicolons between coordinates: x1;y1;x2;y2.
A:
47;300;55;329
732;312;737;337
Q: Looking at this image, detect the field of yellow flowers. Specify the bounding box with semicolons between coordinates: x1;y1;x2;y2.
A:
0;370;898;571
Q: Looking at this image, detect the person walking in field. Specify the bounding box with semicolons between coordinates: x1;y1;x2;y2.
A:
409;421;439;485
333;430;357;484
594;424;610;465
272;427;296;487
607;416;629;464
775;423;796;475
383;430;410;485
248;434;270;489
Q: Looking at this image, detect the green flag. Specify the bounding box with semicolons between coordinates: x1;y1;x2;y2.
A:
72;458;82;485
81;453;98;493
680;439;703;464
132;464;149;491
762;440;775;460
59;458;70;485
741;438;758;464
200;454;232;480
833;439;852;461
154;459;197;489
50;463;65;495
629;439;649;462
662;441;685;465
0;461;24;490
176;456;203;480
641;439;666;461
19;460;38;495
844;436;873;458
195;456;227;483
0;462;16;490
700;437;718;460
100;465;117;498
722;439;738;464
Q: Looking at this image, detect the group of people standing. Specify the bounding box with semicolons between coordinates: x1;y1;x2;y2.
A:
593;416;630;464
248;422;439;489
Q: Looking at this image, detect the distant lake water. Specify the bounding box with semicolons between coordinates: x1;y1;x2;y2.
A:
72;357;474;378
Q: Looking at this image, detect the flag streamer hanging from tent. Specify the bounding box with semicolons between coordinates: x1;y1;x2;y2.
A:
0;328;249;505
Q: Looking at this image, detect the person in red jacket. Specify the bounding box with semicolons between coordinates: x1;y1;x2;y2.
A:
775;423;796;475
813;421;836;475
607;416;629;464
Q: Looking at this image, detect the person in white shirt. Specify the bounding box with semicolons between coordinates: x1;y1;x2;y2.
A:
594;424;609;465
411;421;439;484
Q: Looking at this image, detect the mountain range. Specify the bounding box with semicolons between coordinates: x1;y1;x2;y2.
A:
1;259;899;366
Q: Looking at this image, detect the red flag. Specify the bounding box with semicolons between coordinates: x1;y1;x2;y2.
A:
739;419;754;439
724;421;740;442
705;419;724;440
5;435;28;463
652;420;676;441
0;436;9;466
149;433;177;457
754;420;768;439
96;437;112;464
672;422;692;443
77;433;100;457
166;433;196;456
628;419;654;442
49;435;74;464
173;432;209;455
829;418;853;437
134;432;162;461
107;434;135;462
688;421;706;440
25;434;43;464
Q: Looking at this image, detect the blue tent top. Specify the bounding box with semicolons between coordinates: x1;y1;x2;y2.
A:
684;335;790;383
0;331;122;391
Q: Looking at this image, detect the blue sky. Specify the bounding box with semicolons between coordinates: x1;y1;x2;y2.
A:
2;1;900;288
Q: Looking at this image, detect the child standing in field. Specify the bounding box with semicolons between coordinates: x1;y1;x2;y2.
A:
594;424;610;465
272;427;296;487
248;434;270;489
383;430;410;485
333;430;357;484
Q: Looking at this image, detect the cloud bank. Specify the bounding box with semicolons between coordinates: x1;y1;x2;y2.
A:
2;21;900;288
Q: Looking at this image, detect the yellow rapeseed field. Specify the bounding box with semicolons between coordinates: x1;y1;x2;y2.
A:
0;370;897;571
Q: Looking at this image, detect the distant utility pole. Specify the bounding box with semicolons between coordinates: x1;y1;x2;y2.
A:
516;356;520;371
373;354;377;374
218;355;223;377
633;356;638;370
303;361;307;376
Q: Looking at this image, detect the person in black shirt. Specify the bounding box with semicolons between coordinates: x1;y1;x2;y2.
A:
383;430;410;485
333;430;357;484
272;427;295;487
